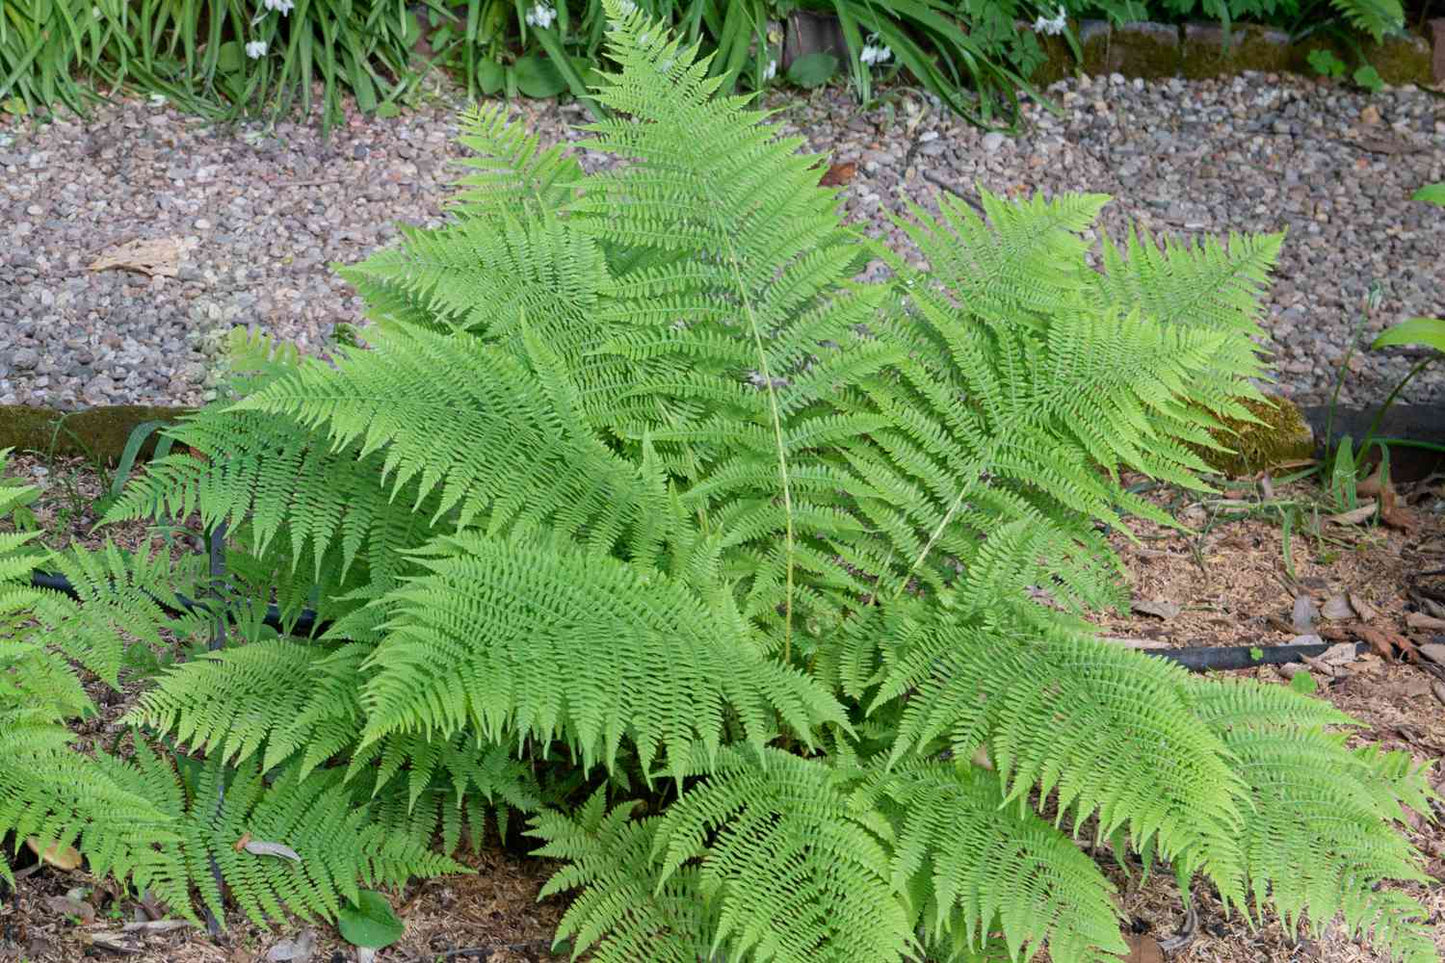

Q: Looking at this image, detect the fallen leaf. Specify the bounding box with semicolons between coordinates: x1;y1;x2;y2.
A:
1417;642;1445;665
1320;594;1354;620
1327;501;1377;525
1405;612;1445;631
1356;467;1383;498
122;920;195;933
85;933;142;956
1433;681;1445;706
1125;933;1164;963
1380;483;1418;532
44;895;95;924
1348;592;1378;623
1319;642;1360;665
244;840;301;862
1131;598;1181;620
1291;596;1317;633
1354;625;1399;660
1277;662;1309;681
26;837;82;870
817;161;857;187
88;236;197;278
234;831;252;853
1299;653;1336;677
265;928;317;963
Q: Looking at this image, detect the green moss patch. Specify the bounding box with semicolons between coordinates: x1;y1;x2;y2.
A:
0;405;193;464
1198;395;1315;477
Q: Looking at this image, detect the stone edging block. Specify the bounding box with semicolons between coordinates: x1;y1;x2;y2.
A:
1031;18;1436;85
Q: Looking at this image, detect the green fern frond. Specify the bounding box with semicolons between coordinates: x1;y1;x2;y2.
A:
878;615;1246;882
450;101;584;220
1327;0;1404;42
529;789;717;963
863;761;1127;963
96;747;464;926
362;532;847;777
651;748;918;963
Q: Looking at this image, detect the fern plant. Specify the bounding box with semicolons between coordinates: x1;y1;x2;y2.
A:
12;6;1435;958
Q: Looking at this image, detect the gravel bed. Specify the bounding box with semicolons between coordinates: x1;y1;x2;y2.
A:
1;70;1442;411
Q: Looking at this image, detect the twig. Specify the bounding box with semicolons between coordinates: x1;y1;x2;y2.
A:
121;920;196;933
1159;902;1199;955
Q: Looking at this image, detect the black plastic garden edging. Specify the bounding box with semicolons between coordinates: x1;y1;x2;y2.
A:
29;569;1365;673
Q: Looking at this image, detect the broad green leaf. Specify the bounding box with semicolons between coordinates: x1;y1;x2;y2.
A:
337;891;404;948
1412;183;1445;207
514;54;567;98
786;52;839;88
1371;318;1445;354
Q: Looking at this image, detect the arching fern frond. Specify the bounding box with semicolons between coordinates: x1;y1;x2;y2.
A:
860;761;1127;963
362;532;847;777
529;789;717;963
96;747;463;927
651;748;917;963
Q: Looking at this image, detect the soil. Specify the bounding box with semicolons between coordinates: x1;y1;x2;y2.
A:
1;461;1442;963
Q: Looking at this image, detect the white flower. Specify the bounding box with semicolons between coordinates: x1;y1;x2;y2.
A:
524;3;557;28
859;42;892;66
245;39;269;58
263;0;294;14
1032;5;1067;36
763;58;777;81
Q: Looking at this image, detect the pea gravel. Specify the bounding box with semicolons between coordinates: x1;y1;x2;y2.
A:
1;69;1442;412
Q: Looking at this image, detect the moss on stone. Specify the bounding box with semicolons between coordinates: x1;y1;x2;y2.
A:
1077;20;1112;75
1363;32;1432;85
1104;22;1181;78
0;405;193;464
1027;27;1075;85
1230;25;1293;72
1198;395;1315;477
1181;23;1228;79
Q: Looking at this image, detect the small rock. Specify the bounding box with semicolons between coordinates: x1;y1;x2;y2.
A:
1291;595;1317;633
981;132;1006;153
1360;104;1381;125
10;347;39;371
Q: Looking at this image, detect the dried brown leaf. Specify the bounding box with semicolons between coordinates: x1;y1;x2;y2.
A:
1349;592;1378;623
44;895;95;924
1405;612;1445;631
26;837;82;871
817;162;857;187
1327;502;1378;525
1418;642;1445;665
1125;933;1165;963
243;839;301;862
1131;598;1182;620
88;236;197;278
1380;482;1419;532
1320;594;1354;620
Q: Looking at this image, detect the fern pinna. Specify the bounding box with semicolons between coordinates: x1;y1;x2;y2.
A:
4;5;1433;959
